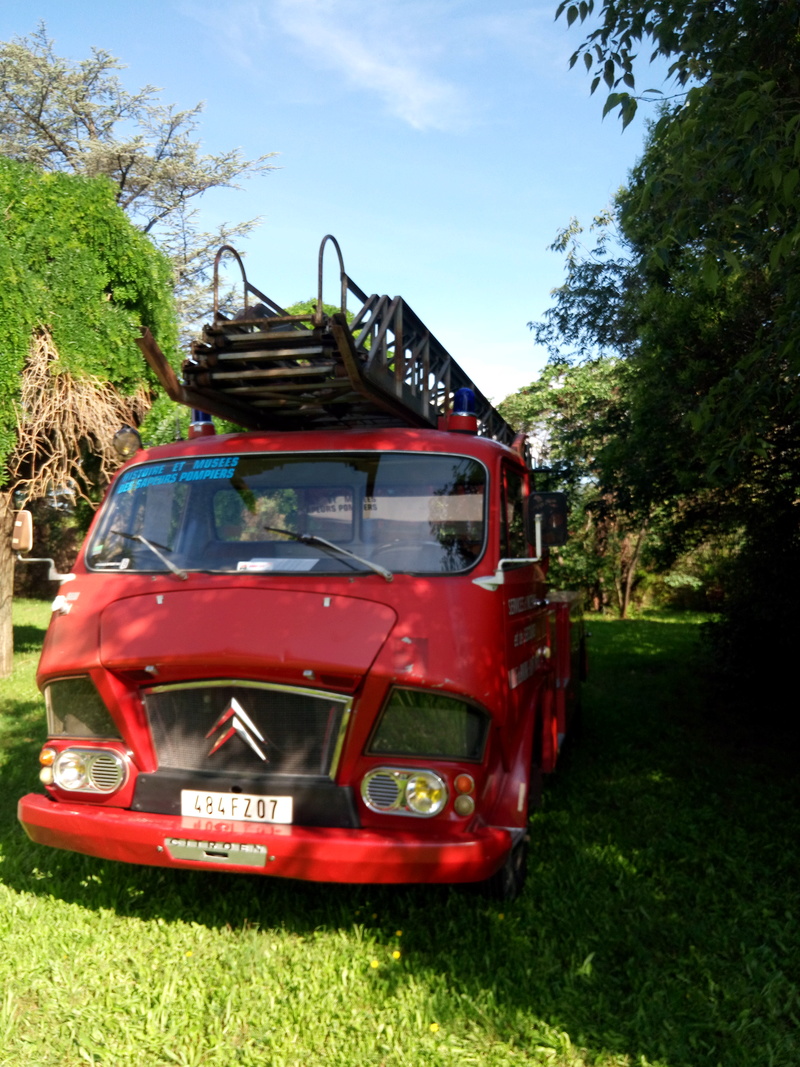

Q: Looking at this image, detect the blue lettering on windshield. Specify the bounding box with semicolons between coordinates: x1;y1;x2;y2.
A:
117;459;237;493
178;468;236;482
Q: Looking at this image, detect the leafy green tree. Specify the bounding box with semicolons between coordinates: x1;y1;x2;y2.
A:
0;23;276;630
501;356;651;616
558;0;800;492
543;0;800;712
0;157;177;674
0;23;276;326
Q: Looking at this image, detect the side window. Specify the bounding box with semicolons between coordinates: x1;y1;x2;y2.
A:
501;467;527;558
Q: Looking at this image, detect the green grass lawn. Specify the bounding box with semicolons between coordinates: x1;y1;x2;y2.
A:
0;603;797;1066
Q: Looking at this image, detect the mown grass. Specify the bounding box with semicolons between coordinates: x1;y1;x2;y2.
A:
0;602;797;1066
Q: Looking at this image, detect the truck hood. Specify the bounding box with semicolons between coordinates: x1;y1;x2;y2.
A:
99;587;397;682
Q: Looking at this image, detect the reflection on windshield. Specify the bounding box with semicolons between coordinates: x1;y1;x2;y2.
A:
87;452;486;576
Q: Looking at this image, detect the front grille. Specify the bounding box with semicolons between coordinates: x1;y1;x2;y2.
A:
88;753;125;791
143;681;352;778
364;771;402;810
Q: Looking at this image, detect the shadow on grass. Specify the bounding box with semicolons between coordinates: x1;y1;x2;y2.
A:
2;615;797;1067
13;623;48;654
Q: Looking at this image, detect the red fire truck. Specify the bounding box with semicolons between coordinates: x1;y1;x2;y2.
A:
17;238;583;900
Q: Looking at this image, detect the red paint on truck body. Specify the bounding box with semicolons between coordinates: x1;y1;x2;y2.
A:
19;426;580;888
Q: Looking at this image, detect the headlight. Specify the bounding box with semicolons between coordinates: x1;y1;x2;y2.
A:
53;748;127;794
44;677;121;739
367;688;489;760
405;773;446;815
361;768;448;817
54;750;90;790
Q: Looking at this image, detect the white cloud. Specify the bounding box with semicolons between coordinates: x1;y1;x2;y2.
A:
180;0;569;132
179;1;270;68
269;0;468;131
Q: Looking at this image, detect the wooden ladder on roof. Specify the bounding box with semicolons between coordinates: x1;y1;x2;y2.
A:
138;236;515;444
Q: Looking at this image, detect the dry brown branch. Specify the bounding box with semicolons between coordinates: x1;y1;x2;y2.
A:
8;329;151;505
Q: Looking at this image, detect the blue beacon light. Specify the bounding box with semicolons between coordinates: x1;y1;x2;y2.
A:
449;388;479;433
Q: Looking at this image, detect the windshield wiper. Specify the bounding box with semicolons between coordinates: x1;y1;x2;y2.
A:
263;526;393;582
111;530;188;581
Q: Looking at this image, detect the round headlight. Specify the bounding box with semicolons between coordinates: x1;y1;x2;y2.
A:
52;748;126;793
404;772;447;816
54;750;90;790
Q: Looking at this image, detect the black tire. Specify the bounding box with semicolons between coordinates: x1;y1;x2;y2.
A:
528;762;543;815
528;715;544;815
480;834;529;902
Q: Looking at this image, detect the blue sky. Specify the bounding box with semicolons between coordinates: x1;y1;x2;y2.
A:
3;0;666;402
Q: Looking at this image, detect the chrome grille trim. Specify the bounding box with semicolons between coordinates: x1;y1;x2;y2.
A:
362;769;403;811
88;752;125;791
142;680;353;780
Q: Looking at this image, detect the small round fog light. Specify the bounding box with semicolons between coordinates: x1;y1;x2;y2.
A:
39;766;54;785
454;794;475;817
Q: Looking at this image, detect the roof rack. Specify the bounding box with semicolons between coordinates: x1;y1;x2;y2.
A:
138;236;516;445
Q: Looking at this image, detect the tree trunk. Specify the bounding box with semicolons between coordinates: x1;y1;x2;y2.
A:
618;522;648;619
0;493;16;676
613;569;625;618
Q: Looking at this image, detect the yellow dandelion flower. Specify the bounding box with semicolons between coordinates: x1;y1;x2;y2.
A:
370;959;380;969
392;950;401;960
395;930;403;937
429;1023;439;1033
185;951;193;957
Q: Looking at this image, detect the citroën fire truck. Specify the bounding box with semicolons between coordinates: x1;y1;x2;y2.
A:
16;238;583;900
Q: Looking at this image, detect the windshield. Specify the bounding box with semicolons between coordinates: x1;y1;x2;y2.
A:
87;452;487;576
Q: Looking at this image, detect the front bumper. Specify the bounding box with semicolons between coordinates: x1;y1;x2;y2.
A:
18;793;511;885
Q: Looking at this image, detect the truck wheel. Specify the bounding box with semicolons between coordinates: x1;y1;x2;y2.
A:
528;762;543;814
481;835;529;902
528;718;543;814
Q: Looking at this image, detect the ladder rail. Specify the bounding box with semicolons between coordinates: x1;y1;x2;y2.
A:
143;238;516;444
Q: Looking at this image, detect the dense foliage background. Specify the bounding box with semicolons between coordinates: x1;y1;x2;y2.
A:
0;157;176;469
0;24;273;327
0;157;179;669
502;0;800;722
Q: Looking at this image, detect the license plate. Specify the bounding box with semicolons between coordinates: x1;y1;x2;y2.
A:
180;790;292;824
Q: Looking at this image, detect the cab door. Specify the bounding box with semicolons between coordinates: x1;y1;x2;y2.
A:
500;464;547;694
496;466;552;819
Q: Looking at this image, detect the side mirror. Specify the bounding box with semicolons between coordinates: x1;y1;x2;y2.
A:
12;510;70;582
526;492;568;556
12;510;33;553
